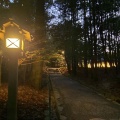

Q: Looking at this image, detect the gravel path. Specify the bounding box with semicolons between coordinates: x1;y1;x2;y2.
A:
50;74;120;120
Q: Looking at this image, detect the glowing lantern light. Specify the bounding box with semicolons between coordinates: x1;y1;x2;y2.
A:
6;38;20;48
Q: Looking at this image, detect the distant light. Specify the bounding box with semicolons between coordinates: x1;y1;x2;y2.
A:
62;51;64;54
6;38;20;48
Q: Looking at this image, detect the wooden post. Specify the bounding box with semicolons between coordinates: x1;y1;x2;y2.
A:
8;51;18;120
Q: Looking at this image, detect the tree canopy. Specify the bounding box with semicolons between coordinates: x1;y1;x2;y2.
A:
0;0;120;77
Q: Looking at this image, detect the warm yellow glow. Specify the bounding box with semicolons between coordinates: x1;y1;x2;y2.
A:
62;51;64;54
21;40;24;50
6;38;20;48
87;62;116;68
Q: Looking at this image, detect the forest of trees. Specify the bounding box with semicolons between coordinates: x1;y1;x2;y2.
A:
48;0;120;77
0;0;120;78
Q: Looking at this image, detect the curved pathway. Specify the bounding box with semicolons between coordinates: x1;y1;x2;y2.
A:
50;74;120;120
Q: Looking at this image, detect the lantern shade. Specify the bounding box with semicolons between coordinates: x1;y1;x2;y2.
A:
6;38;20;48
0;19;31;51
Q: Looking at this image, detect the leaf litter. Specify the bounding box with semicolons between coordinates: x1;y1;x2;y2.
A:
0;84;48;120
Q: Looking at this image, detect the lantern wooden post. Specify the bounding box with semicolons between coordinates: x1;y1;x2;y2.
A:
4;21;21;120
7;50;18;120
0;19;31;120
